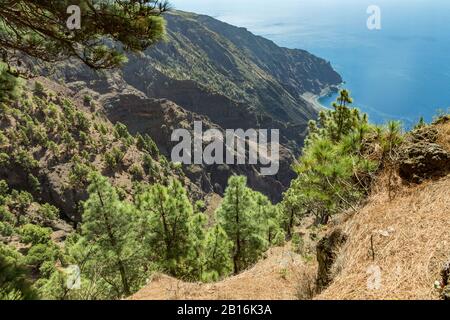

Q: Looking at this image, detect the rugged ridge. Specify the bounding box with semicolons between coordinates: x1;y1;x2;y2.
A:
122;11;342;149
42;10;342;200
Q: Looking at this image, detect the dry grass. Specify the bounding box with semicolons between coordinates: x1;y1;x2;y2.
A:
317;174;450;300
294;264;318;300
130;246;311;300
130;172;450;300
436;121;450;152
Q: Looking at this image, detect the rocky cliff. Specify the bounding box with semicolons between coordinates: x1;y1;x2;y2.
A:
43;10;342;201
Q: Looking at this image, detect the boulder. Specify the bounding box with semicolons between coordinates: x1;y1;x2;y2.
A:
399;127;450;183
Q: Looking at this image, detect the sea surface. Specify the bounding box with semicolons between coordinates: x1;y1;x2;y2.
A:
171;0;450;127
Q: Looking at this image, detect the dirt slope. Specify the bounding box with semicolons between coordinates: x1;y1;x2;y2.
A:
316;175;450;300
131;121;450;301
317;121;450;300
130;246;308;300
131;172;449;300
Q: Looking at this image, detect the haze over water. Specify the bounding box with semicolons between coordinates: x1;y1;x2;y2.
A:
172;0;450;126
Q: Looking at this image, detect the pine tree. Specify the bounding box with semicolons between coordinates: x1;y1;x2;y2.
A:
0;64;23;102
202;225;233;282
216;176;267;274
414;116;426;129
288;90;378;225
0;243;38;300
185;212;207;280
136;179;194;277
0;0;169;76
81;172;145;297
280;182;305;239
253;192;284;245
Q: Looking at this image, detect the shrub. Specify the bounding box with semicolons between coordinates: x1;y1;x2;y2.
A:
0;152;10;167
74;111;91;132
19;224;52;245
104;147;125;170
292;233;304;255
25;243;60;269
69;160;92;189
83;95;92;106
0;221;14;237
114;122;133;145
0;243;37;300
28;174;41;193
129;164;144;181
142;154;155;176
12;149;38;171
38;203;59;221
0;179;8;196
33;81;45;96
0;66;23;103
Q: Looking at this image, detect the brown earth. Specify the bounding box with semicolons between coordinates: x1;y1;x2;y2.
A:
130;245;313;300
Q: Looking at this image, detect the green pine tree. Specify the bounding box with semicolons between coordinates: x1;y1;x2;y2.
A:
287;90;378;225
136;179;194;277
0;243;38;300
0;64;23;102
216;176;267;274
253;192;284;245
202;225;233;282
0;1;169;76
81;172;145;297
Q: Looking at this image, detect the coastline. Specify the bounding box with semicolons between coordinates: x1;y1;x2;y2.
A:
302;85;339;112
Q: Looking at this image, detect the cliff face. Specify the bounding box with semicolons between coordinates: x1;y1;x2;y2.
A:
122;11;342;149
44;10;342;201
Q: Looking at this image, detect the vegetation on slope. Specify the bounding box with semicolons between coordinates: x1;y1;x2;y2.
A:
0;75;288;300
131;93;450;301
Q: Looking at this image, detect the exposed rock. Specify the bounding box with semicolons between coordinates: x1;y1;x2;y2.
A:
399;127;450;183
316;228;348;292
103;90;295;202
123;11;342;145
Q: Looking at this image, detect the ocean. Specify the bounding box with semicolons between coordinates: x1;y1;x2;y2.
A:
171;0;450;127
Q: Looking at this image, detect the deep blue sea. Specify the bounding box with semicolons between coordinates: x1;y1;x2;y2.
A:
171;0;450;127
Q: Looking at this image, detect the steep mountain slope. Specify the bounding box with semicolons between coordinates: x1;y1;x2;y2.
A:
131;120;450;300
100;86;295;200
0;78;200;223
43;10;342;200
317;175;450;300
317;120;450;300
131;173;449;300
122;11;342;149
